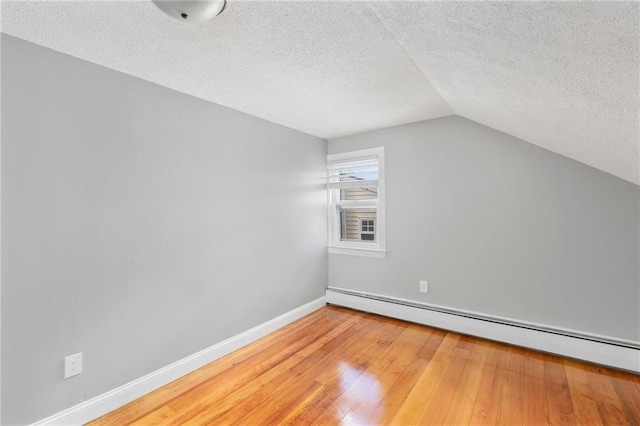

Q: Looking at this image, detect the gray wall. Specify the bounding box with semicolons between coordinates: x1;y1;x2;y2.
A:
1;35;327;425
329;116;640;343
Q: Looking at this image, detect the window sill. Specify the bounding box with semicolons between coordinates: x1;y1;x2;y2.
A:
328;247;387;258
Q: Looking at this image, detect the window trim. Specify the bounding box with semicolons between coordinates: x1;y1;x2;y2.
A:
327;147;386;258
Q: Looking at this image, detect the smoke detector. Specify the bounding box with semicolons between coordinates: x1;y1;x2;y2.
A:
152;0;227;24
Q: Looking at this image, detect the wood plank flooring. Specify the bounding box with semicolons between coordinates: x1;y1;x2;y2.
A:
88;306;640;425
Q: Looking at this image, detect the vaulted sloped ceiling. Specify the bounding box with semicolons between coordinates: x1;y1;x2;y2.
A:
2;1;638;184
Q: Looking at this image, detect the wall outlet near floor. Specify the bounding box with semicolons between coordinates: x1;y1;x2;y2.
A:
64;353;83;379
419;280;428;293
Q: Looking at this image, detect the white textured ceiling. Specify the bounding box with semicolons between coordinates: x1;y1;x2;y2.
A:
2;1;638;184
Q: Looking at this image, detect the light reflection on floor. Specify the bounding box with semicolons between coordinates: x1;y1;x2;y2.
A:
336;361;383;424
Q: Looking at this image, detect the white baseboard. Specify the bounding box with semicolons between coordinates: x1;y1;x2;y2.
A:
326;288;640;373
31;296;326;426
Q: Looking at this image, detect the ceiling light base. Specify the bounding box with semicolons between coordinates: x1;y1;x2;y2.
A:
152;0;226;24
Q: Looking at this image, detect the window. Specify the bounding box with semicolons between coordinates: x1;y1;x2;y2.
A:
327;147;386;258
360;218;375;241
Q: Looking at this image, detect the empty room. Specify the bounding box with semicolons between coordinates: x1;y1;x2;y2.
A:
1;0;639;425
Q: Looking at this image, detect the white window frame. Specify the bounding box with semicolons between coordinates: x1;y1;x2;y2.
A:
327;147;386;258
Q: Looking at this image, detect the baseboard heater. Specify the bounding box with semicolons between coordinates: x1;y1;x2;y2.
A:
326;286;640;372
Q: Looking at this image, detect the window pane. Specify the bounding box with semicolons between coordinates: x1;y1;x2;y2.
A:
328;160;378;184
338;209;376;242
337;166;378;182
340;187;377;201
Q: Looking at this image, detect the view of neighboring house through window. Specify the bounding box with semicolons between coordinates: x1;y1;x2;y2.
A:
327;147;386;258
360;218;375;241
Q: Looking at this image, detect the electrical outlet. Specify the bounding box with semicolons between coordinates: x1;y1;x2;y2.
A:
64;353;83;379
419;280;428;293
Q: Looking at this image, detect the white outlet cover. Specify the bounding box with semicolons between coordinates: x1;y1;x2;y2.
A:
420;280;429;293
64;353;83;379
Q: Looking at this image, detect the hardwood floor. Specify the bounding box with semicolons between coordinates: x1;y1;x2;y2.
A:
88;306;640;425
